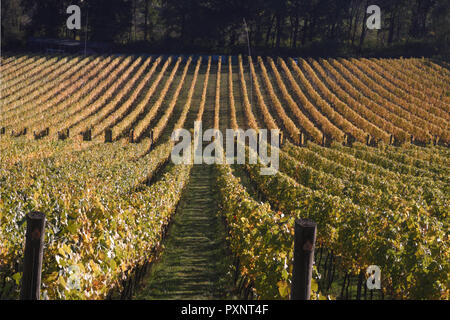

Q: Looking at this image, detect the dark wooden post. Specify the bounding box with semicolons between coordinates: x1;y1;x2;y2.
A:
322;135;327;147
433;135;439;146
58;129;69;140
83;129;92;141
348;133;355;147
299;132;306;146
23;127;27;135
0;127;5;135
105;129;112;143
129;129;134;143
149;130;154;151
410;135;414;144
291;219;317;300
389;134;394;145
366;134;372;146
20;211;46;300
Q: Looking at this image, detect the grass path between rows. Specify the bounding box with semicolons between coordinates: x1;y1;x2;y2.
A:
134;163;235;299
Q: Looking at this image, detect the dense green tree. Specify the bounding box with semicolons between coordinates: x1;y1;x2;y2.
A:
1;0;27;48
1;0;449;57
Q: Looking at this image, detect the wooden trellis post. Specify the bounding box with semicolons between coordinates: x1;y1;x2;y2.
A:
149;130;154;151
20;211;46;300
366;134;372;146
83;129;92;141
58;129;69;140
433;135;440;146
344;133;354;147
291;219;317;300
105;129;112;143
389;134;395;145
129;129;135;143
299;132;306;146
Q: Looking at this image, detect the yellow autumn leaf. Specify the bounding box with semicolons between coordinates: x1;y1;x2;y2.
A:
277;280;289;298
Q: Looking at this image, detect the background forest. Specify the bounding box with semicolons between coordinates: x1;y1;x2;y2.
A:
2;0;449;58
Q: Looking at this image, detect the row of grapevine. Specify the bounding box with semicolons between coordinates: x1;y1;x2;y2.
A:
63;57;157;138
214;163;292;299
317;59;411;143
248;57;278;130
1;56;96;124
0;136;97;172
348;58;449;124
4;56;120;131
257;57;303;143
0;135;191;298
406;59;450;89
336;58;446;141
228;56;239;130
392;59;450;108
151;57;193;142
237;55;259;130
2;55;44;75
424;59;450;77
303;143;447;205
280;57;365;142
0;55;30;74
281;142;447;213
326;143;446;182
385;144;449;167
332;58;435;141
133;57;183;141
2;56;71;107
196;57;212;121
364;58;449;111
243;154;448;299
1;55;49;87
108;57;173;140
2;56;84;113
349;143;449;174
290;58;389;143
268;57;343;141
173;57;203;131
280;146;431;213
214;57;222;129
86;56;153;137
31;56;139;136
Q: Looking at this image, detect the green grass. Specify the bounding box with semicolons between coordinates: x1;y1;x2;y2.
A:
133;164;236;299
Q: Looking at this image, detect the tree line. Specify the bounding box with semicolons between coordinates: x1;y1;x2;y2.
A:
2;0;449;57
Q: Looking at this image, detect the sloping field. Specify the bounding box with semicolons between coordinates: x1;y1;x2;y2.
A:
0;54;448;300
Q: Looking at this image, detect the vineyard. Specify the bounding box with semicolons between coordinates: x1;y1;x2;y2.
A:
0;54;449;300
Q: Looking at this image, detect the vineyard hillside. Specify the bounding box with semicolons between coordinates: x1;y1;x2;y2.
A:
0;54;448;300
